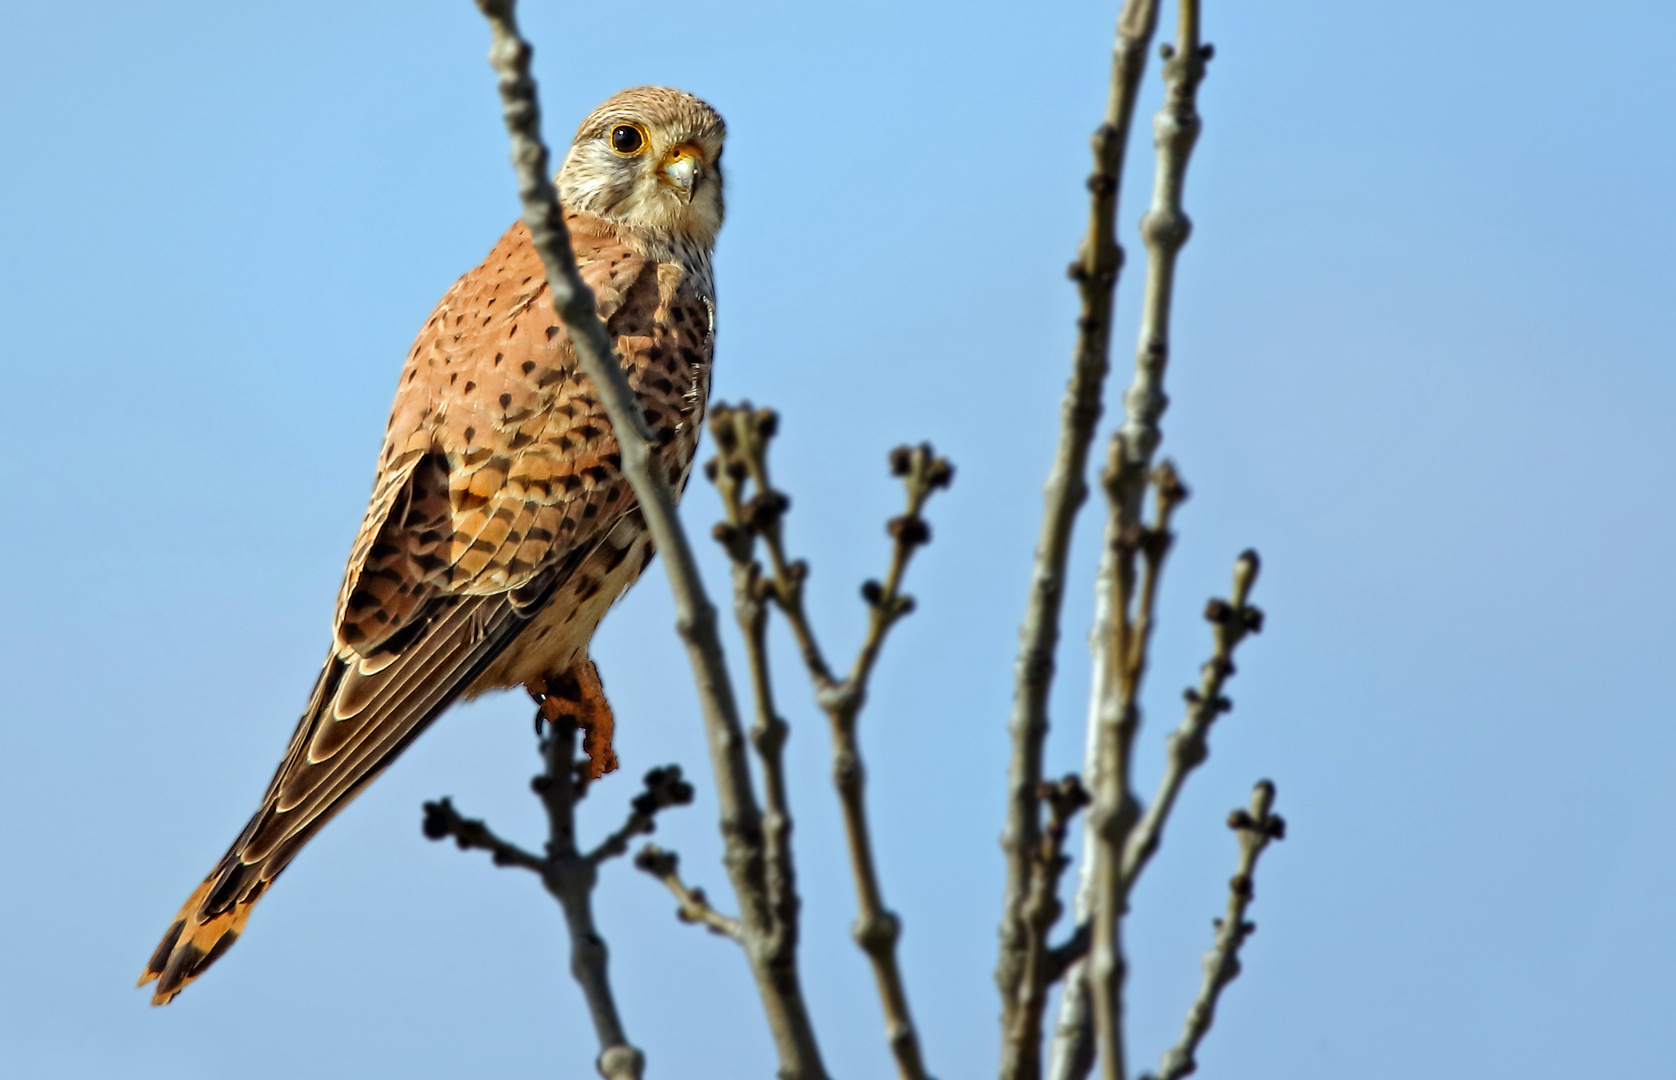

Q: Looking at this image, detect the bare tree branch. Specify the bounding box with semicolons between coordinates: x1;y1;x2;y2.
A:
997;0;1162;1056
466;6;828;1074
1042;4;1212;1077
634;844;747;943
1142;783;1285;1080
708;404;948;1080
1123;552;1261;889
424;716;696;1080
1050;544;1260;1080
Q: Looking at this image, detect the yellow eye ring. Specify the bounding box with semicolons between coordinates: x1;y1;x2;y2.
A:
609;124;647;155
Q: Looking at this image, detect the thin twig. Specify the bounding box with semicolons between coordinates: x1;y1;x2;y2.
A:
708;406;801;963
1142;783;1285;1080
468;5;829;1076
708;405;948;1080
421;797;548;873
1012;775;1093;1079
1049;3;1210;1077
634;844;747;943
1123;552;1260;890
1049;545;1260;1080
425;719;696;1080
996;0;1162;1058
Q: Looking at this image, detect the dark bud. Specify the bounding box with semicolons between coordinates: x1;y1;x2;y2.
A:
1208;655;1236;679
1204;598;1232;624
892;594;917;618
926;458;955;490
710;410;738;452
753;409;779;439
889;445;914;476
703;457;720;483
1267;814;1288;841
1214;695;1233;715
1067;260;1090;282
1085;172;1117;196
860;579;884;606
1230;873;1254;900
421;801;451;841
1242;606;1266;634
712;522;738;547
889;516;931;546
726;459;749;481
1160;42;1176;60
631;792;659;817
634;844;678;877
1201;42;1216;61
1227;808;1254;831
788;559;810;583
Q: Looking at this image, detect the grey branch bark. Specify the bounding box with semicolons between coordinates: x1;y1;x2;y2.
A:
1050;5;1212;1079
996;0;1161;1066
1143;783;1284;1080
469;4;828;1076
422;720;694;1080
708;404;948;1080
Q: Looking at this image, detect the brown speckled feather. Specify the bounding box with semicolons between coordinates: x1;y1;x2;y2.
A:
140;85;725;1004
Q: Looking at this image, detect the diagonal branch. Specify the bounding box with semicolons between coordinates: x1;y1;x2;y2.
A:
635;844;747;943
997;0;1162;1056
468;5;828;1077
1142;783;1285;1080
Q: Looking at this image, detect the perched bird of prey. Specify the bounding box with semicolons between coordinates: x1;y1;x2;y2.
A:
140;86;725;1005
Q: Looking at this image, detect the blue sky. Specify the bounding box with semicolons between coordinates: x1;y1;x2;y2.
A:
2;1;1673;1077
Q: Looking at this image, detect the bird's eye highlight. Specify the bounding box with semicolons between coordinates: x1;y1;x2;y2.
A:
610;125;645;154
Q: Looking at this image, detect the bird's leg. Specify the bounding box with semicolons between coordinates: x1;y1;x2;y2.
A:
527;659;619;780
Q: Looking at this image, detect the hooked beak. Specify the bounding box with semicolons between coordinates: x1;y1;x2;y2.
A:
660;143;703;201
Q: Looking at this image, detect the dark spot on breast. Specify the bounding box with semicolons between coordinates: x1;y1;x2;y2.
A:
508;324;519;339
671;306;686;323
464;381;476;393
494;352;504;365
522;360;536;375
464;427;476;443
546;326;561;340
500;393;513;408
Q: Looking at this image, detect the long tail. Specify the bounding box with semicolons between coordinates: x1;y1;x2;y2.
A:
139;580;559;1004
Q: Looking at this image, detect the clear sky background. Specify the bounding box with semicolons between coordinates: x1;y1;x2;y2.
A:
2;1;1673;1077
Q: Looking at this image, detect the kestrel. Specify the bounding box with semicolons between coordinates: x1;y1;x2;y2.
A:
140;86;725;1005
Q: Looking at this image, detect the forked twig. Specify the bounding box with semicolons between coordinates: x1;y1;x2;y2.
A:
1142;783;1285;1080
423;720;692;1080
708;403;950;1080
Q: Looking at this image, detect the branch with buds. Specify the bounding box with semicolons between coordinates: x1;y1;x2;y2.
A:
707;402;951;1080
422;714;694;1080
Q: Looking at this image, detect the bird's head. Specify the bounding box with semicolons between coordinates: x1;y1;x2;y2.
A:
558;86;725;247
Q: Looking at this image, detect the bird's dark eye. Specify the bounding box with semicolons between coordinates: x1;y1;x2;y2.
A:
610;125;644;154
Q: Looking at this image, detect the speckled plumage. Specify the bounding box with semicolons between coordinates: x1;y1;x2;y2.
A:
140;86;725;1005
